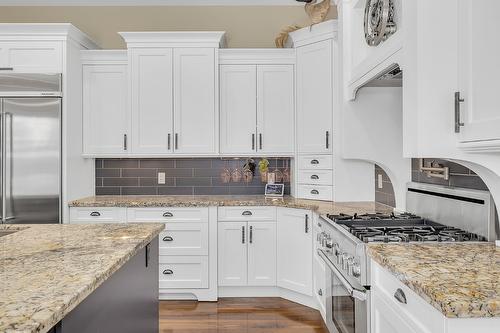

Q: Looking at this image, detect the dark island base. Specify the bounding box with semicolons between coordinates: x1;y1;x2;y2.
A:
50;236;159;333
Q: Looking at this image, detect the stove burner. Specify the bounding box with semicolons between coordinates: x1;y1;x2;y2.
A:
327;213;354;221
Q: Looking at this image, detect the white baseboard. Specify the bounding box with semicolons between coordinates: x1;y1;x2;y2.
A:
218;286;318;309
159;288;218;302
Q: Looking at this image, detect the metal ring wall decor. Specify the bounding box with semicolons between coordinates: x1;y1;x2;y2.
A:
364;0;397;46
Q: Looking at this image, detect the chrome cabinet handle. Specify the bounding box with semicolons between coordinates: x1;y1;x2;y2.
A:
394;288;407;304
249;225;253;244
310;175;319;180
163;269;174;275
326;131;330;149
259;133;263;150
310;159;319;165
310;190;319;195
252;134;255;150
455;91;465;133
318;289;323;296
163;236;173;242
168;133;171;150
305;214;309;233
163;212;173;217
0;67;13;71
242;210;253;216
90;211;101;217
175;133;179;150
123;134;127;151
242;226;245;244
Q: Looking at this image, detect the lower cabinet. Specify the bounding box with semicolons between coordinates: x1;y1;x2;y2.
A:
277;207;313;296
159;255;209;289
218;220;277;287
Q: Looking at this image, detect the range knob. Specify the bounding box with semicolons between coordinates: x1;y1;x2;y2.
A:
348;259;361;278
342;254;352;270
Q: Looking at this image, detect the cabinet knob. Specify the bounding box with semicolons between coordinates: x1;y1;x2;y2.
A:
310;159;320;165
163;236;174;242
242;210;253;216
310;175;319;180
90;211;101;217
163;212;173;217
163;269;174;275
318;289;323;296
310;189;319;195
394;288;407;304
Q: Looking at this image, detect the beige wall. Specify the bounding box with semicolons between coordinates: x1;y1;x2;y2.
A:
0;6;337;48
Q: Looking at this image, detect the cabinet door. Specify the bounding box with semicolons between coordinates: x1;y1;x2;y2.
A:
257;65;294;154
277;208;313;296
82;64;128;155
218;222;248;286
371;291;419;333
296;40;333;154
247;222;276;286
458;0;500;143
130;48;173;154
173;48;216;154
219;65;257;154
0;41;63;73
313;252;327;318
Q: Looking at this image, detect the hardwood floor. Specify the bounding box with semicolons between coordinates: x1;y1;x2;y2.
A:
159;298;329;333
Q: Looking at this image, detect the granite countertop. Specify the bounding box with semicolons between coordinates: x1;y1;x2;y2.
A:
367;243;500;318
68;195;393;216
0;223;163;333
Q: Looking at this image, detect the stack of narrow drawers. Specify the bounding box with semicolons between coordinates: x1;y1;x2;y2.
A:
297;155;333;201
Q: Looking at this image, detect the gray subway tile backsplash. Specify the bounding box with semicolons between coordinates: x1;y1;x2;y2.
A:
95;158;291;196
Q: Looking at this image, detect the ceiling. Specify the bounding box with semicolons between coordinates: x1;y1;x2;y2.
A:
0;0;312;5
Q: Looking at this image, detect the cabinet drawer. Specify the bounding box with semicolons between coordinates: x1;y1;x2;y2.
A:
298;170;333;186
218;206;276;222
127;207;208;223
159;256;209;289
159;222;208;256
371;260;445;333
69;207;127;223
298;155;333;170
2;41;63;72
297;185;333;201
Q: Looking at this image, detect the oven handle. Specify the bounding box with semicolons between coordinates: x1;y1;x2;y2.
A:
317;249;367;302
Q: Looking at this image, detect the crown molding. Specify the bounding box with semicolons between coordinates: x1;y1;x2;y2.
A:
286;19;338;48
0;0;309;6
119;31;226;48
219;49;295;65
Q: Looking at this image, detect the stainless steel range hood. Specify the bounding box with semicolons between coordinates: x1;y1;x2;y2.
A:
362;64;402;88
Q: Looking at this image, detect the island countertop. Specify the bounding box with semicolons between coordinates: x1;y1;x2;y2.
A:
68;195;393;216
0;223;163;333
367;242;500;318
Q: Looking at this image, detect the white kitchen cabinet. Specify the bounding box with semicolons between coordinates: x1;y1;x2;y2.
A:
129;48;174;154
82;55;128;156
257;65;294;154
277;207;313;296
457;0;500;145
219;65;257;154
173;48;216;154
69;207;127;224
247;222;277;286
218;219;277;287
296;39;332;154
313;251;327;318
219;63;294;155
0;41;63;73
218;221;248;286
159;255;209;289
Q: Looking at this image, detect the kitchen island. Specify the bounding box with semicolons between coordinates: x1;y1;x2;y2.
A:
0;223;163;333
367;242;500;333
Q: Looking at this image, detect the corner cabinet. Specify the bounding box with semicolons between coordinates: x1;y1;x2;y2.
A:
219;49;295;156
82;51;129;156
277;207;313;296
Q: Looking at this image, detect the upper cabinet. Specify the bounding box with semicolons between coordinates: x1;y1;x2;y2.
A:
129;48;174;154
457;0;500;150
295;39;333;154
82;51;129;156
219;49;295;156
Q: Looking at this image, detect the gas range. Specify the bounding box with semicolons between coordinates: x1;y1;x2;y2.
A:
326;212;487;243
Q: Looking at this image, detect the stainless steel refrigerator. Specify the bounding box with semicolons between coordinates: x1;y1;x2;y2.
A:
0;73;61;224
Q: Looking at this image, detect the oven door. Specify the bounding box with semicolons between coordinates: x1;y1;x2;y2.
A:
318;249;369;333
